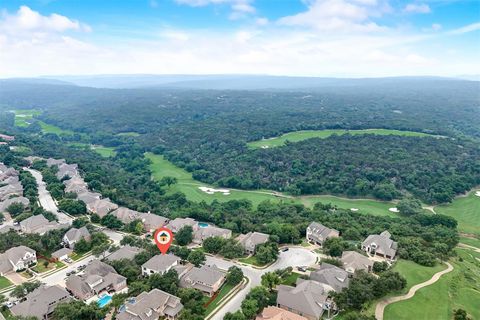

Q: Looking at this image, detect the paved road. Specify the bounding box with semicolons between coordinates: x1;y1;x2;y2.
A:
24;168;73;225
40;255;96;287
375;261;454;320
209;247;317;320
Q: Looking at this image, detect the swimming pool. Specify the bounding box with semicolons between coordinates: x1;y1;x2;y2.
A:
198;222;209;228
97;294;112;308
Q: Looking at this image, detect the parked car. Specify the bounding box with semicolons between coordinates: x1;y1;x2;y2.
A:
5;301;14;308
280;247;289;252
296;266;307;272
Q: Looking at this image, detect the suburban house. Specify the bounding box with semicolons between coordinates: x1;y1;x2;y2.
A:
0;134;15;141
0;196;29;213
179;264;226;296
0;246;37;275
52;247;73;261
106;245;145;262
277;279;335;320
63;176;89;194
142;254;181;276
116;288;184;320
166;217;199;233
0;182;23;201
341;251;374;274
66;260;127;300
256;306;308;320
20;215;66;235
306;222;339;246
193;226;232;245
76;191;101;205
87;198;119;218
236;232;270;255
10;285;71;320
46;158;66;167
111;207;169;232
310;263;350;293
56;163;78;180
361;230;398;260
63;226;91;248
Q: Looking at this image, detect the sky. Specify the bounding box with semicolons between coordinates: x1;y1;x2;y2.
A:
0;0;479;77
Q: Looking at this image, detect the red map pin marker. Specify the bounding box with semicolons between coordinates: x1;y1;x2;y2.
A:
154;227;173;255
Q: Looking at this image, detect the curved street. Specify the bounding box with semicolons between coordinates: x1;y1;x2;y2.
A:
208;247;317;320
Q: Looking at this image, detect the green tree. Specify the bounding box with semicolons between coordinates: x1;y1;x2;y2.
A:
101;214;123;229
11;281;41;299
58;199;87;215
224;311;246;320
187;250;205;267
226;266;244;285
203;236;225;254
454;309;471;320
261;271;281;291
397;198;423;216
175;226;193;246
6;202;25;216
160;176;178;188
53;300;106;320
255;243;278;265
241;299;258;319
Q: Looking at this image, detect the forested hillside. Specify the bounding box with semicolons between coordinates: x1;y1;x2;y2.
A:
1;78;479;203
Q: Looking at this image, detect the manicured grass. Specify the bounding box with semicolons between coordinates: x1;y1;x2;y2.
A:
435;190;480;236
145;152;399;217
459;236;480;249
247;129;435;149
56;261;66;268
71;252;86;261
238;255;268;267
38;121;74;135
384;249;480;320
31;258;55;273
0;276;12;289
391;259;446;292
116;131;141;137
92;145;117;157
300;195;398;217
204;283;235;314
280;272;302;286
12;109;41;127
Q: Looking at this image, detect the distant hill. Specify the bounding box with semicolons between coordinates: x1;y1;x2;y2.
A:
32;74;468;90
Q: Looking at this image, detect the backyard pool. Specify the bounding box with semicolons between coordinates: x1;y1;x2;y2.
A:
198;222;209;228
97;294;112;308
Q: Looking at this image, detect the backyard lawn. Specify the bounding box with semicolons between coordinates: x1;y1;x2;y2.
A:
0;276;12;289
280;272;302;286
31;258;56;273
247;128;435;149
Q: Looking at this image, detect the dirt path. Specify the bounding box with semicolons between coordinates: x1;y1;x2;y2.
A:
375;261;454;320
458;243;480;253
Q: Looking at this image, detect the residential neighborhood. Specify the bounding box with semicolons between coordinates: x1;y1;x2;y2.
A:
0;158;432;320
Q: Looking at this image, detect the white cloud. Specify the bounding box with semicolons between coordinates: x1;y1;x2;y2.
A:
448;22;480;35
175;0;255;18
431;23;442;31
0;5;90;33
0;6;478;78
277;0;388;32
150;0;159;8
403;3;431;14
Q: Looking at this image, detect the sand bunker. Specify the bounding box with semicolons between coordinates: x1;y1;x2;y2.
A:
199;186;231;195
475;191;480;197
350;208;359;212
389;207;399;213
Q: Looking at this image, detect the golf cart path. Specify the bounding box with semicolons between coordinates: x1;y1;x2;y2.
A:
375;261;453;320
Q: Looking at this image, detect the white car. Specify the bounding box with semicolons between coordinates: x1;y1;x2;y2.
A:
5;301;15;308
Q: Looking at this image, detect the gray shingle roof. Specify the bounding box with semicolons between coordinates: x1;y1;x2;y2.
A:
142;254;180;273
106;245;145;262
180;265;226;294
166;218;198;233
277;279;332;319
362;230;398;258
306;222;339;243
10;285;71;319
341;251;373;273
116;288;183;320
237;232;269;252
310;263;350;292
64;226;90;243
52;247;73;259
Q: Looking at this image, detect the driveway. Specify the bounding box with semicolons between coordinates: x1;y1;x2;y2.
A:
24;168;73;226
38;254;97;287
208;247;317;320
